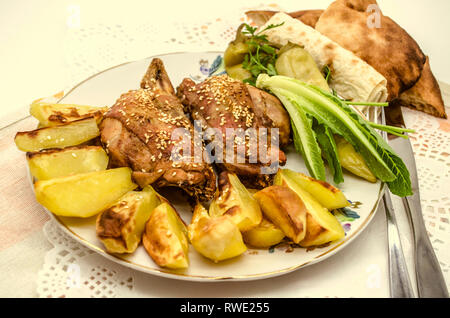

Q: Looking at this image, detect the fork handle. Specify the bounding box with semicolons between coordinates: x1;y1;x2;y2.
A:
383;193;415;298
403;196;449;298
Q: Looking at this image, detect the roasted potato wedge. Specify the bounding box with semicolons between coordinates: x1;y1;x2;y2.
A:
188;201;211;231
30;102;108;127
335;136;377;183
142;202;189;269
278;169;350;210
96;186;161;254
34;167;137;218
253;185;307;244
188;204;247;263
242;217;285;248
15;117;100;152
274;170;345;247
27;146;108;180
209;172;262;232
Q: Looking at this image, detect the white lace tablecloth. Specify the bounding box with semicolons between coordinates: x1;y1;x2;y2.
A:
1;1;449;298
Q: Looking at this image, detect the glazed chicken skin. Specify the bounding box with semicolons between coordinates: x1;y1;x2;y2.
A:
100;58;216;201
177;75;290;188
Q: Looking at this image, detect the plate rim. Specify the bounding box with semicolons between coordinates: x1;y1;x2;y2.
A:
32;51;385;282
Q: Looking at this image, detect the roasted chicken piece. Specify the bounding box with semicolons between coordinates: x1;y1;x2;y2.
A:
177;75;290;188
100;58;216;201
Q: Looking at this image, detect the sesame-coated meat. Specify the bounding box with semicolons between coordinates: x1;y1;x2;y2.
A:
177;74;290;188
100;58;216;201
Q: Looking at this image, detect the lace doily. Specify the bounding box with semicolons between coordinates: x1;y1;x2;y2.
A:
402;107;450;281
61;6;255;92
36;3;450;296
37;221;135;298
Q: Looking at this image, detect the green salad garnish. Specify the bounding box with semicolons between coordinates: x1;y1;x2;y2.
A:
240;23;284;86
256;74;413;197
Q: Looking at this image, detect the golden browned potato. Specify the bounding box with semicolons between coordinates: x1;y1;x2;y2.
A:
27;146;108;181
188;202;210;231
188;204;247;263
335;136;377;183
14;117;100;152
96;186;161;254
209;172;262;232
142;202;189;269
274;170;345;247
34;167;138;218
30;102;108;127
245;188;285;248
278;169;350;210
253;185;307;244
242;217;285;248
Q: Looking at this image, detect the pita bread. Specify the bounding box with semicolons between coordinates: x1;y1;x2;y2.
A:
245;3;446;118
245;10;323;28
260;12;388;103
315;0;426;101
394;57;447;118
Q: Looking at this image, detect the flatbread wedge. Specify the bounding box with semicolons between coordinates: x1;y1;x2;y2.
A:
395;57;447;119
245;4;445;118
260;12;388;103
314;0;426;101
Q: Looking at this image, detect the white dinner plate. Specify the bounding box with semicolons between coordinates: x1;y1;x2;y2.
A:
33;51;384;282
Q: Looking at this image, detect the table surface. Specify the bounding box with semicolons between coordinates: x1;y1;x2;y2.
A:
1;0;449;298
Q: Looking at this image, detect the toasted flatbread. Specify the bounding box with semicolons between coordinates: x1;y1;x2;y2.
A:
260;12;388;103
394;57;447;118
315;0;426;101
245;2;445;118
245;10;323;28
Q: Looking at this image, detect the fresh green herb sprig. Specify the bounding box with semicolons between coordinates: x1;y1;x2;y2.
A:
367;122;416;139
322;65;331;83
344;101;389;107
240;22;284;86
